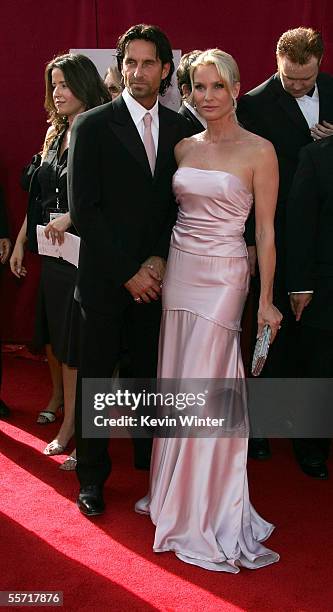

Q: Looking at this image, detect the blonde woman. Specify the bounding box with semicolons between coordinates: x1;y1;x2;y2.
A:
137;49;282;572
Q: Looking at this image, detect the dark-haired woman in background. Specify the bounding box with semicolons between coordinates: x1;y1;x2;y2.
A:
10;53;110;468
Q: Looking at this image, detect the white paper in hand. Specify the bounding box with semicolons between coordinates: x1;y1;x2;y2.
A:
37;225;80;267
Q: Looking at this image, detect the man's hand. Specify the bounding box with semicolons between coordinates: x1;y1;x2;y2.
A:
310;121;333;141
247;245;257;277
141;256;166;281
290;292;313;322
0;238;11;264
125;266;162;303
44;212;72;245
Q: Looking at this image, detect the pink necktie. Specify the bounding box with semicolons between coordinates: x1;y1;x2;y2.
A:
143;112;156;175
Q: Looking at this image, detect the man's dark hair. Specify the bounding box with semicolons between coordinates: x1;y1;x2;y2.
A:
176;50;202;95
116;24;174;96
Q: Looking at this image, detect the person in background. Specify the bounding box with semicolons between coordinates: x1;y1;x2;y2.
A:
10;53;110;469
286;137;333;478
237;27;333;472
177;50;206;132
0;186;11;418
104;65;123;100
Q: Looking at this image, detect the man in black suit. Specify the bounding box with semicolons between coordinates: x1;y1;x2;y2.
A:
286;137;333;478
68;24;190;515
0;187;11;418
177;50;207;133
237;27;333;471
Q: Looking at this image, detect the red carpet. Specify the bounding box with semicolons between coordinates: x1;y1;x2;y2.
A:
1;353;333;611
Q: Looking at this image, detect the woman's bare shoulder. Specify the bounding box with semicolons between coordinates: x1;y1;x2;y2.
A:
241;128;275;157
175;133;204;160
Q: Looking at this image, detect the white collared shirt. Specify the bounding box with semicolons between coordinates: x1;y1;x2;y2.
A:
122;88;159;154
183;100;207;129
295;83;319;128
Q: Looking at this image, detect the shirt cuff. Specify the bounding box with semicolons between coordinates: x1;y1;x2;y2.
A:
289;290;314;295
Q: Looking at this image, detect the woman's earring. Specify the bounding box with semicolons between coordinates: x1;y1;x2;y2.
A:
232;97;238;112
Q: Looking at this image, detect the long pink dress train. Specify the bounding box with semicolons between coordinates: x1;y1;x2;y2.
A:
135;168;279;573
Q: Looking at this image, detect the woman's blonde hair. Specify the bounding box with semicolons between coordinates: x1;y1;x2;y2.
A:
190;48;240;95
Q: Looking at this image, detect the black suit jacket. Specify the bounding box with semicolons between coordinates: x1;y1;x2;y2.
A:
178;102;205;134
68;95;190;314
237;72;333;286
0;187;8;238
286;136;333;328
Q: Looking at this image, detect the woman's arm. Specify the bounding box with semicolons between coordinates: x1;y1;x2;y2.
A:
10;215;28;277
253;140;282;341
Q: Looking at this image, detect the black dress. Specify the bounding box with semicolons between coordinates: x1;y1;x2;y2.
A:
33;132;79;367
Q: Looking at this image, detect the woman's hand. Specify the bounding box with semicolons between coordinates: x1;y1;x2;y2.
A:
141;256;166;281
10;241;27;278
44;212;71;245
257;302;283;343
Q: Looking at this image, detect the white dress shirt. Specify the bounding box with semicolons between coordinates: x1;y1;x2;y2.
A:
122;88;159;154
295;83;319;129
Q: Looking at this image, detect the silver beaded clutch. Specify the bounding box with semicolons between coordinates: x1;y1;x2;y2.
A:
251;325;272;377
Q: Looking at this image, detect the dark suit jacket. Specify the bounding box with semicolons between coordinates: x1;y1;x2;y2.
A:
179;102;205;134
0;187;8;238
237;72;333;287
286;136;333;329
68;95;190;314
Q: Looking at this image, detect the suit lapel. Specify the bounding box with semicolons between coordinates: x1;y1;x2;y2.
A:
185;106;204;133
273;75;310;136
108;96;152;177
154;103;177;179
317;74;333;124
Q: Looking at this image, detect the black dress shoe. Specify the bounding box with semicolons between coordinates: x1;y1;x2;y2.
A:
0;399;10;419
248;438;271;460
77;485;105;516
299;459;328;480
293;439;329;479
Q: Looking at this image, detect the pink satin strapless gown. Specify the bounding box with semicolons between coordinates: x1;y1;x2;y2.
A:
136;168;279;573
